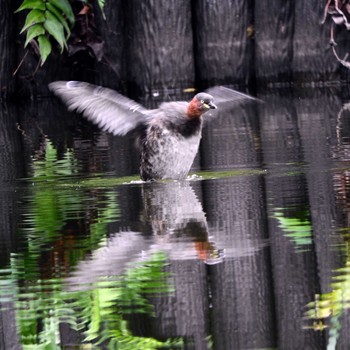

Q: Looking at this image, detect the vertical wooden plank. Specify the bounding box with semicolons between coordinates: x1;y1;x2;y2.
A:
151;261;209;349
258;91;327;348
0;0;18;99
293;1;335;81
266;201;325;349
200;103;260;170
295;89;344;290
0;104;23;349
193;0;254;87
125;0;195;96
255;1;349;83
0;104;24;265
254;1;294;82
337;310;350;348
0;303;21;350
258;91;302;165
206;176;275;349
94;0;125;91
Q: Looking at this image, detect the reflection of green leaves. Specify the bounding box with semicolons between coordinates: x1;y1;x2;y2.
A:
32;138;78;178
16;0;74;64
78;252;178;348
0;137;181;348
89;191;119;246
120;252;174;313
27;139;82;250
27;137;119;262
273;210;313;249
16;279;77;350
2;252;179;349
304;260;350;339
304;230;350;342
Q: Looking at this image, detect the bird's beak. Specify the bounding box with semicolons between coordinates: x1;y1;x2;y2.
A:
208;101;217;109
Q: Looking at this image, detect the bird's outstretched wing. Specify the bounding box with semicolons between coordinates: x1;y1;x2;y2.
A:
202;86;259;122
49;81;150;136
205;86;258;106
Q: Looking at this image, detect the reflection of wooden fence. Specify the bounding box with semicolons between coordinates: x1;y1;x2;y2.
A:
1;0;349;100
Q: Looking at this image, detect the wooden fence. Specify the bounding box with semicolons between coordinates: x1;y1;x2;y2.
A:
1;0;349;100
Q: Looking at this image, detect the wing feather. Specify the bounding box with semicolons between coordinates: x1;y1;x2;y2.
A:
205;86;258;105
49;81;149;136
203;86;260;122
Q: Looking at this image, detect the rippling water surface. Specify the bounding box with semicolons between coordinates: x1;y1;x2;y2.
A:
2;87;350;349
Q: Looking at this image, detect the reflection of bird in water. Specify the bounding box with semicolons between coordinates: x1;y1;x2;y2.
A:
66;181;223;290
49;81;255;180
141;180;224;264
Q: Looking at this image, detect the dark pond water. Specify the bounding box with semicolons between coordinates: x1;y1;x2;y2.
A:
1;86;350;349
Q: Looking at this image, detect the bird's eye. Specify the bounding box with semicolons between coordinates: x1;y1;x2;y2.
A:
200;100;204;104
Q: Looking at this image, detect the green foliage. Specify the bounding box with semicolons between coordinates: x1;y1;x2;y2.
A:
17;0;106;65
37;35;52;63
27;137;120;259
303;227;350;340
98;0;106;19
0;252;178;349
273;209;313;250
303;259;350;340
0;137;182;348
25;24;45;47
84;0;106;17
2;138;181;348
76;252;178;348
16;0;74;65
32;137;79;178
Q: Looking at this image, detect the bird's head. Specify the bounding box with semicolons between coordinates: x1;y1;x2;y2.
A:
187;92;217;118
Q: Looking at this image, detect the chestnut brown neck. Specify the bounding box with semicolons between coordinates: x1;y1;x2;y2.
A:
187;99;202;118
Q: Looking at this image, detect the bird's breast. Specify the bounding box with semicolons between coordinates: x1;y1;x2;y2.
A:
140;122;202;180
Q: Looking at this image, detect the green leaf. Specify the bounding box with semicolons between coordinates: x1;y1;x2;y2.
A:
98;0;106;20
48;0;74;25
43;11;66;51
15;0;46;13
98;0;105;9
20;9;45;33
46;2;71;36
25;24;45;47
38;35;52;65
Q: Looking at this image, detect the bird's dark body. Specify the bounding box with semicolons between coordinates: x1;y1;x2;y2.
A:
48;81;255;181
140;102;202;180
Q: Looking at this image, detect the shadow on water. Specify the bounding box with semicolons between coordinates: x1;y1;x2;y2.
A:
3;87;350;348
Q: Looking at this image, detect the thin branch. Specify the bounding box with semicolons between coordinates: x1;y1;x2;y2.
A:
322;0;333;24
13;50;29;76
